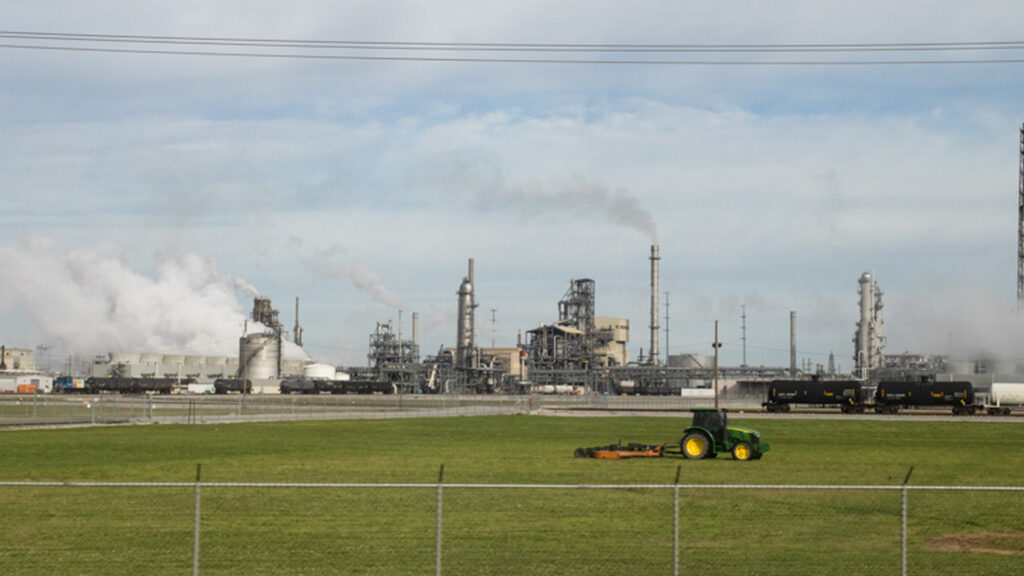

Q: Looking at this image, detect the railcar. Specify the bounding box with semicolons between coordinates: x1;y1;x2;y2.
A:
762;379;866;413
874;380;976;415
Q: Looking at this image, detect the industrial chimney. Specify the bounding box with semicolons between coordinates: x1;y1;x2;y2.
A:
790;311;797;376
649;245;660;366
456;258;477;368
293;297;303;347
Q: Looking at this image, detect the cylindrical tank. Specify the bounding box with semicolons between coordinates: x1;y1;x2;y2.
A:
239;332;281;380
303;363;335;380
990;383;1024;406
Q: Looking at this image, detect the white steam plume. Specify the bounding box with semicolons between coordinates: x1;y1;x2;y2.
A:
0;237;255;358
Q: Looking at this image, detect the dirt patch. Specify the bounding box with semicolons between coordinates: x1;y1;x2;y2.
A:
926;532;1024;556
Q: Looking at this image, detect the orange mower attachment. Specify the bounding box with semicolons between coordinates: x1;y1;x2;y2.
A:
574;442;666;459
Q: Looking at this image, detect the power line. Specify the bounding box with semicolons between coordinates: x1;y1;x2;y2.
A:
3;30;1024;65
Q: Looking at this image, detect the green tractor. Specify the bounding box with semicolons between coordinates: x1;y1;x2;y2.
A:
680;408;769;461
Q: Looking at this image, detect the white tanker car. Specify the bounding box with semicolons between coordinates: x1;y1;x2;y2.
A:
985;383;1024;415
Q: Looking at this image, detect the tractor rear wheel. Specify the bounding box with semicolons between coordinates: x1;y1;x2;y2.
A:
682;433;711;459
731;442;754;461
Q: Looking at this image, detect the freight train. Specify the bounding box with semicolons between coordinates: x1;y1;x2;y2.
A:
760;378;1021;415
279;379;395;395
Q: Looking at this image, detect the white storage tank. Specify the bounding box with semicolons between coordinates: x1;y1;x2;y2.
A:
335;371;351;381
240;332;281;380
304;363;336;380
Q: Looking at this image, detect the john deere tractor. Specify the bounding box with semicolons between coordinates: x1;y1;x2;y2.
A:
680;408;769;461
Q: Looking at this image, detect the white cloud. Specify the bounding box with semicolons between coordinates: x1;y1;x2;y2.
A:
3;2;1024;369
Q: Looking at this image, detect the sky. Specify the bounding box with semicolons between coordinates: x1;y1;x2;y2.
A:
3;1;1024;373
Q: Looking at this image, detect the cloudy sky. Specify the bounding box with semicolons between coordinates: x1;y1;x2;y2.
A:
3;1;1024;371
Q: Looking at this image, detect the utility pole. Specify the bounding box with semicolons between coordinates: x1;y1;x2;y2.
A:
664;291;670;365
713;320;722;409
741;305;747;368
1018;122;1024;312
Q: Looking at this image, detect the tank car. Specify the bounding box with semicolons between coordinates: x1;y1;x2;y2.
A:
763;379;865;413
874;380;975;415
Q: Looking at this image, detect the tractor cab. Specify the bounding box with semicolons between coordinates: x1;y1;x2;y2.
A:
691;408;729;445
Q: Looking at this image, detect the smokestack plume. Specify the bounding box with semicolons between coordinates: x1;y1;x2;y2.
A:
650;245;660;366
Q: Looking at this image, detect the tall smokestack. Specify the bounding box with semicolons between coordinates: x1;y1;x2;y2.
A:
650;245;660;366
412;312;419;348
293;297;303;347
790;311;797;376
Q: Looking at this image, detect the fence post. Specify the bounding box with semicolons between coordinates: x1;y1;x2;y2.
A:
193;463;202;576
436;464;445;576
901;466;913;576
673;465;681;576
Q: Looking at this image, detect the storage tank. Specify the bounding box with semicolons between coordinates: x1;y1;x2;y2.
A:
239;332;281;380
990;383;1024;407
304;363;335;380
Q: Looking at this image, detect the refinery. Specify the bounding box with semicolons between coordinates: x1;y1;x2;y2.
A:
1;241;1021;408
7;124;1024;407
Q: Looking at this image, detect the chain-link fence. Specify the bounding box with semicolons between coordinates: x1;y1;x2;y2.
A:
1;479;1020;575
0;392;773;427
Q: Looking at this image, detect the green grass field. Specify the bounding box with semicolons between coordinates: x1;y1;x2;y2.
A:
1;415;1022;575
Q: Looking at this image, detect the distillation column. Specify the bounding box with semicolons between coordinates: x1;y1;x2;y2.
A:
456;258;477;369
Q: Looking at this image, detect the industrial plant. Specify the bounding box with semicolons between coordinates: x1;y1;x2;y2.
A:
8;122;1024;404
1;239;1014;402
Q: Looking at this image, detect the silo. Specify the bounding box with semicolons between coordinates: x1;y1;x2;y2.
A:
240;332;281;380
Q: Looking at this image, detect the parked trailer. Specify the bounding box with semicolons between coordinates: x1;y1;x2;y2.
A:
874;380;976;415
762;379;866;413
986;382;1024;415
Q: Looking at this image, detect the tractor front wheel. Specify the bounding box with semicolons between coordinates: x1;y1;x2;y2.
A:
682;433;711;459
731;442;754;461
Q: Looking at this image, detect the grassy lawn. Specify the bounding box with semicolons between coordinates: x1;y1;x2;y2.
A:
1;415;1022;574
